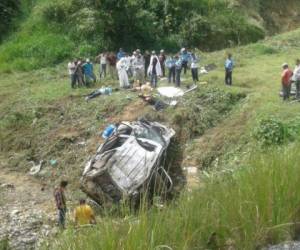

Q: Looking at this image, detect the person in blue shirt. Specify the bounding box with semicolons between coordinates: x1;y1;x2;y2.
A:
225;53;234;86
117;48;125;61
165;55;176;84
83;59;96;86
175;55;182;87
180;48;191;75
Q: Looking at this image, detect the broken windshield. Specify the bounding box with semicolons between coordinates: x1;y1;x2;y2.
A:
134;124;166;146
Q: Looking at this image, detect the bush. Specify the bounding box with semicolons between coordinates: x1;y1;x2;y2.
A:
253;118;288;146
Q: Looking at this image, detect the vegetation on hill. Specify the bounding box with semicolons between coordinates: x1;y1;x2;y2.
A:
0;0;266;72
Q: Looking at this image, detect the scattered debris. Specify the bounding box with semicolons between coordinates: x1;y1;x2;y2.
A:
81;119;175;206
28;160;45;176
49;159;57;166
102;124;116;139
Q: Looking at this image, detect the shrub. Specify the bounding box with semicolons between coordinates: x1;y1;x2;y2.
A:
253;118;288;145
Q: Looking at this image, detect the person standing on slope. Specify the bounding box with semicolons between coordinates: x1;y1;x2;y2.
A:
225;53;234;86
292;59;300;100
191;52;199;83
147;51;162;88
159;49;166;77
117;55;130;88
175;54;182;87
68;60;77;89
281;63;293;101
54;180;68;229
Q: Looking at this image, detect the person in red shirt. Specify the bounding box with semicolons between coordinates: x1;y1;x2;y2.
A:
281;63;293;101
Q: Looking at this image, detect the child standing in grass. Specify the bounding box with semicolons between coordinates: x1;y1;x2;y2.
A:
281;63;293;101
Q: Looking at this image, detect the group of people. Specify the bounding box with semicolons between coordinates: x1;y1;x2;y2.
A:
54;181;96;229
68;48;201;89
67;59;96;88
281;59;300;101
115;48;200;88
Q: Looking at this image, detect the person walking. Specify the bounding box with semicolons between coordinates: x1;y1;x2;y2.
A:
225;53;234;86
191;53;199;83
165;55;176;84
159;50;166;77
293;59;300;100
281;63;293;101
147;51;162;88
68;60;77;88
54;180;68;229
74;199;96;226
175;55;182;87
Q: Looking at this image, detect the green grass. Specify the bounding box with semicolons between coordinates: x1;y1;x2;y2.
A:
2;23;300;250
44;29;300;249
51;145;300;250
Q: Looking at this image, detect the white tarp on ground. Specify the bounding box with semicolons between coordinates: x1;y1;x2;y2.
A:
157;87;184;98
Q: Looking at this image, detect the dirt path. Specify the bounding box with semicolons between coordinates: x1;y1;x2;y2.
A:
0;170;56;250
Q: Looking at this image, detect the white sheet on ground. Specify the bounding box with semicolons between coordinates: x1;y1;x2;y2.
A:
157;87;184;98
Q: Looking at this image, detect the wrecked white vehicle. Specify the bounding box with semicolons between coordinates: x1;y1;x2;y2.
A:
81;119;175;206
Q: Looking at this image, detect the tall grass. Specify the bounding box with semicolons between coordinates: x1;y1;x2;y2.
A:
51;144;300;249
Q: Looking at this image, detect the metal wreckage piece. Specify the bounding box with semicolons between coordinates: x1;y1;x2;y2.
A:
81;119;175;206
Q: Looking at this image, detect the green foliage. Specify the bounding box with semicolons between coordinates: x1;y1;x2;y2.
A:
172;87;246;140
0;0;268;71
51;146;300;249
251;44;278;55
0;0;20;41
254;118;287;145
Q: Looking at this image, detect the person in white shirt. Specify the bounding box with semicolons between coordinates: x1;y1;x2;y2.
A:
68;60;77;88
293;59;300;100
99;53;107;79
190;53;199;83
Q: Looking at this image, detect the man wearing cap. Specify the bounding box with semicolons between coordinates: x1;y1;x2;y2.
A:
281;63;293;101
159;50;166;77
147;51;162;88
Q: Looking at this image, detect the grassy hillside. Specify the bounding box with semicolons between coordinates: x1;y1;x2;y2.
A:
1;0;299;74
42;29;300;249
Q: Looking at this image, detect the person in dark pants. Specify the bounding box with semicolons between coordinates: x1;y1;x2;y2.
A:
225;53;234;86
175;55;182;87
180;48;190;75
165;55;176;84
159;50;166;77
68;60;77;88
293;59;300;100
281;63;293;101
148;51;162;88
191;53;199;83
144;50;151;78
54;180;68;229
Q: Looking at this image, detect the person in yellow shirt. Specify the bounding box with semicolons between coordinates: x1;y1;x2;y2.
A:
74;199;96;226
